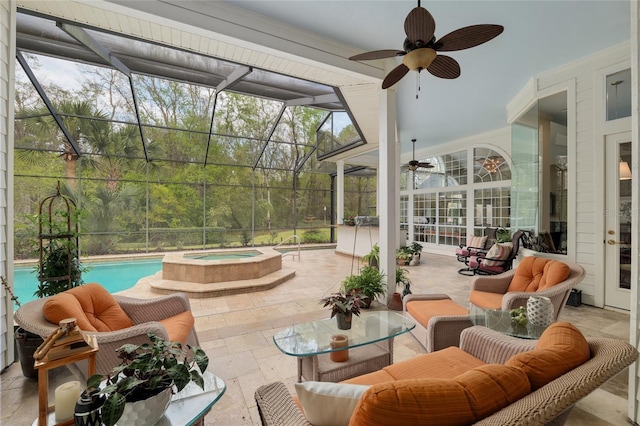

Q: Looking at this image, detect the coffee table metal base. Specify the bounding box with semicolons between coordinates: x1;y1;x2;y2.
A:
298;339;393;382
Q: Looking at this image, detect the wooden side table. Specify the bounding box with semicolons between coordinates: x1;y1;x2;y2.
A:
34;343;98;426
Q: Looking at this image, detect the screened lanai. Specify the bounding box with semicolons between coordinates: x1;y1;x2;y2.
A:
13;9;378;257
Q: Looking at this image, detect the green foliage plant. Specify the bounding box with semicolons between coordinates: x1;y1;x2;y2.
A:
396;246;413;263
362;243;380;268
319;290;366;318
494;228;512;243
302;228;324;243
86;333;209;426
409;241;423;255
341;266;386;303
395;267;409;285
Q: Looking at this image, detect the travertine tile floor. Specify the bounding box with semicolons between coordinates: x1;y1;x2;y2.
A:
1;249;632;425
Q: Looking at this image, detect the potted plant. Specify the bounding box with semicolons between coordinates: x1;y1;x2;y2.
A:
343;216;356;226
362;244;380;269
494;228;512;243
396;246;413;265
85;333;209;426
319;290;366;330
410;241;423;259
341;266;386;308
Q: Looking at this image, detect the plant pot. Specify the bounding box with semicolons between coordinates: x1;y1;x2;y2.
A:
335;312;353;330
15;327;43;379
396;259;409;266
360;296;372;309
117;387;172;426
387;293;403;311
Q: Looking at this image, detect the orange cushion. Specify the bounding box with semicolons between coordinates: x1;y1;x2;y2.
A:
505;322;590;390
383;347;485;380
348;364;530;426
343;370;395;386
406;299;468;328
507;257;571;292
159;311;194;345
468;291;504;310
43;283;134;332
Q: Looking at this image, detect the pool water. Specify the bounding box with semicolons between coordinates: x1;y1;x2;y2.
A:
13;258;163;308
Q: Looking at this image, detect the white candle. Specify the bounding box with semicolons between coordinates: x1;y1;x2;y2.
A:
54;380;82;421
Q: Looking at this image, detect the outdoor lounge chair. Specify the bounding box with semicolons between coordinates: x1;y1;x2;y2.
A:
459;230;525;276
13;283;199;380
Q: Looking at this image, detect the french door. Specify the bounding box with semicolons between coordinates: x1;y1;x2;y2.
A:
604;132;632;310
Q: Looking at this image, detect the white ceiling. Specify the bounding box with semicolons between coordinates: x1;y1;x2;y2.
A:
219;0;630;155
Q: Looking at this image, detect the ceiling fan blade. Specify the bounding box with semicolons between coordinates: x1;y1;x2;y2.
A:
427;55;460;79
404;7;436;45
349;49;406;61
435;24;504;52
418;162;434;169
382;63;410;89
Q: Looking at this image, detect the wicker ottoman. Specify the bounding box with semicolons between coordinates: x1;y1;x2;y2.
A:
403;293;472;352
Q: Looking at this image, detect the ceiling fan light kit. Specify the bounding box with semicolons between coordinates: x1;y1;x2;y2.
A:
349;0;504;90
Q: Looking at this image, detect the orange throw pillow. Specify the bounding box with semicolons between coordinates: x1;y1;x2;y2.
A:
505;322;590;390
43;283;134;332
349;365;530;426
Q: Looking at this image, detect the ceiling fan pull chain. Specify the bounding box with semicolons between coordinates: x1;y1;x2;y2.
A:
416;72;420;99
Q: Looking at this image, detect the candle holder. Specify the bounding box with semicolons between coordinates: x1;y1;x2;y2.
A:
329;335;349;362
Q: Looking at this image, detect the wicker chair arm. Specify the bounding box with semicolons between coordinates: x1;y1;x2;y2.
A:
115;292;192;323
13;298;57;338
470;270;515;294
476;337;638;425
459;326;536;364
255;382;312;426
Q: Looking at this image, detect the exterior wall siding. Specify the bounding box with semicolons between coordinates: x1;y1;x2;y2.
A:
0;1;15;371
508;42;631;307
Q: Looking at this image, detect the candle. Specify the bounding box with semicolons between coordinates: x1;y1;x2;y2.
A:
54;380;82;422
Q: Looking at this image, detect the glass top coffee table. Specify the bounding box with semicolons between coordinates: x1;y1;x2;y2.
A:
469;306;548;340
273;311;415;382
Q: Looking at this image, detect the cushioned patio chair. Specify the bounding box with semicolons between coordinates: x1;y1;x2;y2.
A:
456;227;497;273
14;283;199;379
460;230;525;276
469;256;585;318
455;227;497;261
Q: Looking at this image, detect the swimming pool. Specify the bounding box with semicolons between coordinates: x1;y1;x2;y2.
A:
13;258;163;308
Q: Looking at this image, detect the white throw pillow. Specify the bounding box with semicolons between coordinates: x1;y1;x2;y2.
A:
294;381;370;426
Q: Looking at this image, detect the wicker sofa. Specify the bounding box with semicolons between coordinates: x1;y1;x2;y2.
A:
255;324;637;426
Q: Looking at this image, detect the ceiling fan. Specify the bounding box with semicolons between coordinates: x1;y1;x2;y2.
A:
349;0;504;90
403;139;433;171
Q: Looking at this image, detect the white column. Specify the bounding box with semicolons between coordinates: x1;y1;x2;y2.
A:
378;89;399;301
629;0;640;421
0;1;16;370
337;160;344;224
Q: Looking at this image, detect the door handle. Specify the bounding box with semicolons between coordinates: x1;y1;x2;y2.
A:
607;239;626;245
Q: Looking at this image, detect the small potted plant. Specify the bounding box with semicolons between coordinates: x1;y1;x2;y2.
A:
343;216;356;226
410;241;423;259
341;266;386;308
396;246;413;265
362;244;380;269
85;333;209;426
319;290;366;330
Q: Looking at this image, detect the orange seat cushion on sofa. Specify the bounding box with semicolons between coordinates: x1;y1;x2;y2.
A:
384;346;485;380
43;283;134;332
507;257;571;292
506;322;590;390
159;310;195;345
405;299;468;328
349;364;530;426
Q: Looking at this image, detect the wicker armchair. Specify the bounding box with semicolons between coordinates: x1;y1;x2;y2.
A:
14;284;199;380
254;326;638;426
469;257;585;319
